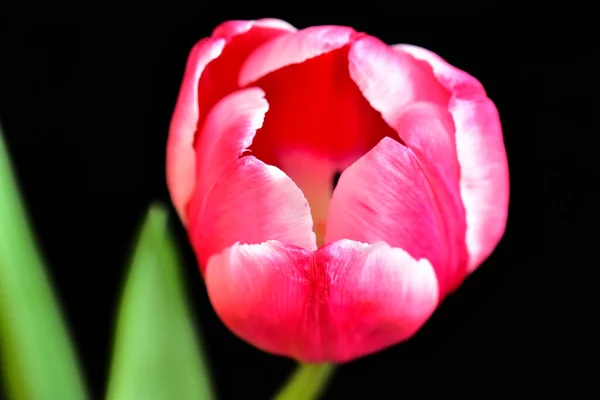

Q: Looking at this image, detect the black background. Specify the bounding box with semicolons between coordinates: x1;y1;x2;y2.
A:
0;12;586;399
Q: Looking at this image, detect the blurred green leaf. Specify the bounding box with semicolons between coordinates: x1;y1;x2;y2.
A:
105;203;214;400
273;364;335;400
0;123;89;399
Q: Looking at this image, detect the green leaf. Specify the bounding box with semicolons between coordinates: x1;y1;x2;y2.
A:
105;203;214;400
0;123;89;400
273;364;335;400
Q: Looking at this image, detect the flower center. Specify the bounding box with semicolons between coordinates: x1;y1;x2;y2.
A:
275;150;361;246
247;47;399;247
332;171;342;189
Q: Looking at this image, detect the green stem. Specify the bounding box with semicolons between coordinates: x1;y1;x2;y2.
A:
273;363;335;400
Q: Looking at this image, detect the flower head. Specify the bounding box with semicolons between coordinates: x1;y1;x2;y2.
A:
167;19;509;362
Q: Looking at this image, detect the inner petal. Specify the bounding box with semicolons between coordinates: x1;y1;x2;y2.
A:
248;47;399;245
195;24;294;139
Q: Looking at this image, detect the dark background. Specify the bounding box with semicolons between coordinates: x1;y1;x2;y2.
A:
0;13;586;399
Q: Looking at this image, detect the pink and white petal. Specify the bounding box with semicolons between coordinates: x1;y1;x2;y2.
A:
347;35;450;121
313;240;438;362
205;239;438;363
212;18;296;39
350;40;463;227
168;21;294;223
392;102;469;291
348;39;470;290
394;44;509;272
392;102;458;178
205;241;313;360
239;25;357;86
392;44;486;97
196;22;296;134
166;37;226;222
325;137;454;297
451;97;509;272
186;87;268;225
188;156;316;271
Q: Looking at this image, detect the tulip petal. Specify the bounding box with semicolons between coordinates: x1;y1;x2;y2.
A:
167;37;226;222
212;19;296;39
313;240;438;362
198;20;296;127
325;137;459;296
390;102;469;292
186;87;268;226
450;99;508;273
167;20;294;224
348;37;472;291
205;239;438;363
347;35;450;117
189;156;317;271
394;44;509;272
392;44;486;97
348;38;461;211
239;25;357;87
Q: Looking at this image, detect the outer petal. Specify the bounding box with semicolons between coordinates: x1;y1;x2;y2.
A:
239;25;357;86
347;35;450;116
197;20;297;129
392;44;485;97
212;19;296;39
167;37;226;222
325;138;456;296
394;44;510;272
188;156;317;271
391;102;469;292
348;37;470;291
449;96;509;273
186;87;268;225
166;20;295;224
205;239;438;363
313;240;438;362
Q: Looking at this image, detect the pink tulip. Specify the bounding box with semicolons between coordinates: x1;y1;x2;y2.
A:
166;19;509;363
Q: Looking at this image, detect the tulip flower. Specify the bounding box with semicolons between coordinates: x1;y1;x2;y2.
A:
166;19;509;363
